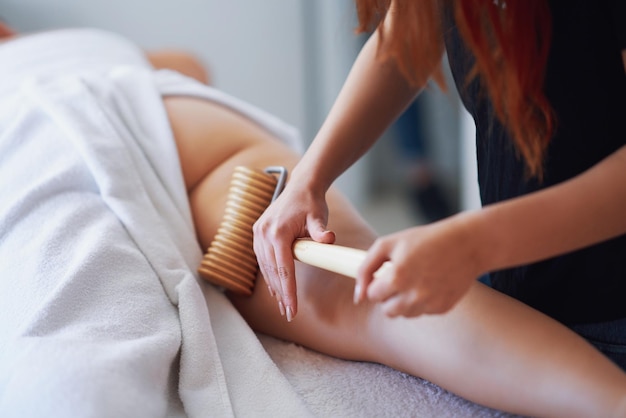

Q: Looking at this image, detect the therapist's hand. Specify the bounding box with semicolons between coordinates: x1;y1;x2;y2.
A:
355;214;484;317
253;181;335;322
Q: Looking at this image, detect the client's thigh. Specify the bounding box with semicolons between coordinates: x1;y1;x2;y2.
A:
165;95;380;360
229;186;380;362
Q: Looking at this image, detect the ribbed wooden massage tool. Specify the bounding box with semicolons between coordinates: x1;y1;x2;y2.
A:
198;165;382;296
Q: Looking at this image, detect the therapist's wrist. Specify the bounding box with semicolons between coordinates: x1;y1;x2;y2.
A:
450;209;496;280
290;162;332;198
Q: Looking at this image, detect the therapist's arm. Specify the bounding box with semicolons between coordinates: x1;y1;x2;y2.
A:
254;1;443;321
290;10;439;192
471;144;626;275
474;52;626;273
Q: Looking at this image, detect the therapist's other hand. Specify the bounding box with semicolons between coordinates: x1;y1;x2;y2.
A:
253;182;335;322
355;214;483;318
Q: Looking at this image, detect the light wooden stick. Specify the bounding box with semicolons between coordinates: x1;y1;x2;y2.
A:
293;238;391;280
292;239;364;279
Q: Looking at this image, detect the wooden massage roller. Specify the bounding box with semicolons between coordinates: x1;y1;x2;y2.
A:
197;165;369;295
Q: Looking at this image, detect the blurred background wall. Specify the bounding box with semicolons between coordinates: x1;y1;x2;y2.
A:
0;0;480;234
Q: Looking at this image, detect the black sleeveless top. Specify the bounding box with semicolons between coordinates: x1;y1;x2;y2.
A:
444;0;626;325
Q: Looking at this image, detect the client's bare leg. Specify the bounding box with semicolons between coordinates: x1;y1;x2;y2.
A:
166;96;626;418
231;189;626;418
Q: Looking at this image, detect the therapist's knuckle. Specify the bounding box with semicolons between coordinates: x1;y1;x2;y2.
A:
278;266;290;282
369;237;385;254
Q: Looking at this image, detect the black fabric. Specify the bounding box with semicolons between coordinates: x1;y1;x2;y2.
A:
443;0;626;325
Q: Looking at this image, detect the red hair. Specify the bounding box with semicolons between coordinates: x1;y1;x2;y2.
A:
355;0;554;179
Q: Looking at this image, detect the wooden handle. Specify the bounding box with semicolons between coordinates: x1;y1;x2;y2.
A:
292;239;368;279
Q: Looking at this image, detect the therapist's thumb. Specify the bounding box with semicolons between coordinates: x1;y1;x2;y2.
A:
307;217;335;244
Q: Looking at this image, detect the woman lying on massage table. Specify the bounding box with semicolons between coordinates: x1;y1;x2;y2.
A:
1;24;625;417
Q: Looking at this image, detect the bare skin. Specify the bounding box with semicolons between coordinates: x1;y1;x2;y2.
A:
146;50;211;85
164;95;626;418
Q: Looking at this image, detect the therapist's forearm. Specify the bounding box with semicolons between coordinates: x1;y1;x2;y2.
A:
468;145;626;274
292;26;427;193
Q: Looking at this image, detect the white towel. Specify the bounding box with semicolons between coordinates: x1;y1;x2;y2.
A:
0;66;312;418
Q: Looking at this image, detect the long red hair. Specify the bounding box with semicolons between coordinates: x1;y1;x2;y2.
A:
355;0;554;179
